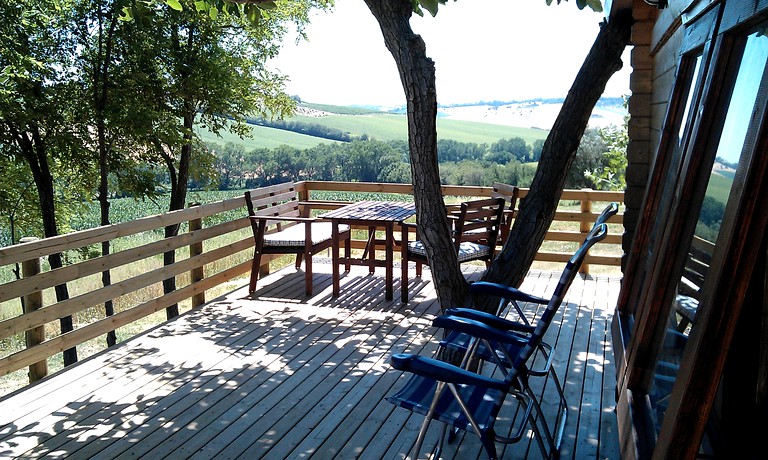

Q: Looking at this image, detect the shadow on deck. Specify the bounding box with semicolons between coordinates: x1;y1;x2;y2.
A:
0;263;621;459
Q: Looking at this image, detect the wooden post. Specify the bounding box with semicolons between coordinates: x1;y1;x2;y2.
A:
20;237;47;383
580;191;593;274
188;203;205;308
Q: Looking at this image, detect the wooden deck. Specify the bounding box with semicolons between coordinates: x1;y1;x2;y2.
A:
0;262;621;459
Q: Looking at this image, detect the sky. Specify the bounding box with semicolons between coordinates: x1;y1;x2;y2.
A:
268;0;632;108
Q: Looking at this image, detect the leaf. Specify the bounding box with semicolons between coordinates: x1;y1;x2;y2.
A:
194;1;207;12
209;6;218;19
166;0;183;11
246;4;262;24
119;5;134;21
586;0;604;12
420;0;440;16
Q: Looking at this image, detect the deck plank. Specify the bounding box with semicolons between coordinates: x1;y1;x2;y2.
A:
0;263;620;459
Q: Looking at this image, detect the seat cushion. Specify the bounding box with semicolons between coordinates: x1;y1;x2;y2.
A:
457;242;491;262
407;241;491;263
264;222;350;247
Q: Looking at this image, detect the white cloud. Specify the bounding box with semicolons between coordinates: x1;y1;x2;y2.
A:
269;0;632;107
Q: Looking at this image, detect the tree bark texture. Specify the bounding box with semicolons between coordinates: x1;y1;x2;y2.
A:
12;124;78;365
162;24;196;320
480;15;633;309
95;5;118;347
364;0;468;311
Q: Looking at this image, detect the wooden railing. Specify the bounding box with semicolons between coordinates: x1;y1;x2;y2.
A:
296;181;625;269
0;181;624;387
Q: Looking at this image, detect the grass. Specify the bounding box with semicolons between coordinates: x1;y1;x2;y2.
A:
197;111;550;151
196;122;344;150
290;112;549;145
705;170;734;204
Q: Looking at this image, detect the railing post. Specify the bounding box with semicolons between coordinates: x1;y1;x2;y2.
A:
20;237;47;383
580;190;593;274
297;186;311;218
188;203;205;308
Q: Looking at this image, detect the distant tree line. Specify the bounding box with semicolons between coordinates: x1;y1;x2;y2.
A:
244;117;355;142
212;126;626;191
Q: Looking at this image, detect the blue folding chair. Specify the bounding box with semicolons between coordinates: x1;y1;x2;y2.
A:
386;223;609;459
414;203;618;456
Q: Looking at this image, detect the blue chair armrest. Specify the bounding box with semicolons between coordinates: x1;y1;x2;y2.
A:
389;354;507;391
444;308;536;335
433;315;530;345
469;281;548;305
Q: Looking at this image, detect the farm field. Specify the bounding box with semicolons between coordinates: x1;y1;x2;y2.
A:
292;112;551;144
198;105;550;151
196;122;344;150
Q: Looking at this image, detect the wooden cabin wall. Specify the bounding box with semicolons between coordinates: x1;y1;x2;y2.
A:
622;0;662;267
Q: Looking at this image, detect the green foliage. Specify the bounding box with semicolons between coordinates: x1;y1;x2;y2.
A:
245;117;354;142
698;195;725;229
411;0;450;17
0;160;37;246
488;137;531;163
0;0;335;248
585;122;628;191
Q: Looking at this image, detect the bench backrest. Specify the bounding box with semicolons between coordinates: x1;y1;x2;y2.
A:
244;182;305;232
491;182;521;245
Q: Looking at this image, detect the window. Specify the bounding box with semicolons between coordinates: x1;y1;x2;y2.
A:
650;30;768;433
614;3;768;455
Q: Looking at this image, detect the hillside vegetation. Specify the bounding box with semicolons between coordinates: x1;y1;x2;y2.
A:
199;103;550;150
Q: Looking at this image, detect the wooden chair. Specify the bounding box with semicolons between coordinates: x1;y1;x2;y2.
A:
400;197;506;303
245;184;351;296
491;182;521;246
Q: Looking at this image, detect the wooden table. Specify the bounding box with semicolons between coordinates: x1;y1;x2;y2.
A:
321;200;416;300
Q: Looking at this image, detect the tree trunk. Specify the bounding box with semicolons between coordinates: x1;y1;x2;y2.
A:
15;125;78;365
479;15;633;309
162;108;192;320
162;22;196;320
161;143;181;320
95;5;118;347
364;0;468;311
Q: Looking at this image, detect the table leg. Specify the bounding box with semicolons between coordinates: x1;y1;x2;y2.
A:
385;222;393;301
332;220;340;297
367;226;376;274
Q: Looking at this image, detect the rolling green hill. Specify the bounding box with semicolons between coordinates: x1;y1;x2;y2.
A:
291;112;550;145
198;104;550;151
196;122;343;150
706;170;735;204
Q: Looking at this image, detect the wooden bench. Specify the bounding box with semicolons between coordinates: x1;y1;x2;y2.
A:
245;182;351;296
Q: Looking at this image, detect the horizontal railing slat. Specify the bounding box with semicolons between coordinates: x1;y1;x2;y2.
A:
0;260;251;377
0;218;249;304
0;197;247;266
0;237;252;339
